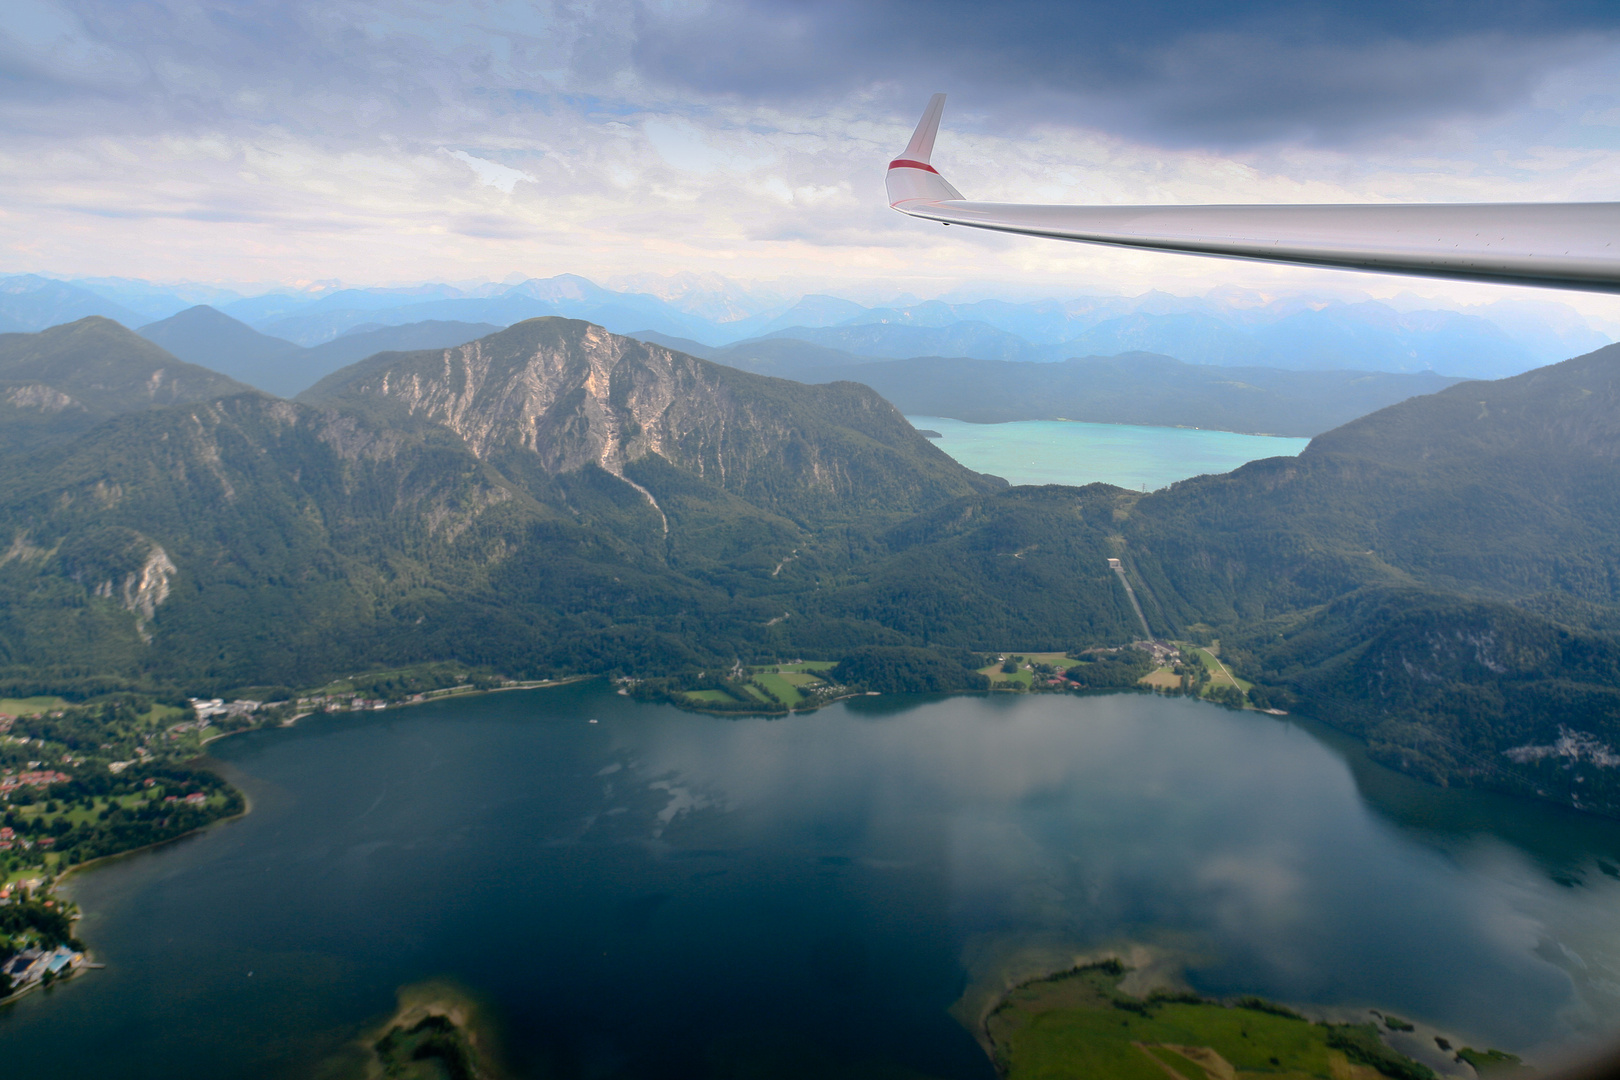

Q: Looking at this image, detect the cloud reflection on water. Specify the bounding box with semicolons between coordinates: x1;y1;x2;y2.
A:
613;691;1609;1055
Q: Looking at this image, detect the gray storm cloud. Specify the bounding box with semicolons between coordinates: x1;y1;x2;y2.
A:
5;0;1618;149
628;0;1620;147
4;0;1620;294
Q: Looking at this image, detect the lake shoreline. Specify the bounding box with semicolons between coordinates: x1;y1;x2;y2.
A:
907;414;1310;491
4;686;1614;1076
978;957;1499;1080
33;681;601;997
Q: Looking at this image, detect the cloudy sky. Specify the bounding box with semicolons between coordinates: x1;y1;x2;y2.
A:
6;0;1620;315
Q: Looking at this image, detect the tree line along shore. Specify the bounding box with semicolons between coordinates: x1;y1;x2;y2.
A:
0;634;1276;960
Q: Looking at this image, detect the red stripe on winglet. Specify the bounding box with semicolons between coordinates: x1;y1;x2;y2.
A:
888;159;939;174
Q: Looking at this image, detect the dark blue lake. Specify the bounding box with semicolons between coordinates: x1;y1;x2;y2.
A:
5;684;1620;1077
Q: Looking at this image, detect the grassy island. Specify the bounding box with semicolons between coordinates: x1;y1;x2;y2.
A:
985;960;1454;1080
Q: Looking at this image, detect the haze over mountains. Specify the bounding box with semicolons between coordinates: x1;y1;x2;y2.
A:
0;271;1607;384
136;305;502;399
1;269;1600;439
114;300;1461;437
636;339;1464;436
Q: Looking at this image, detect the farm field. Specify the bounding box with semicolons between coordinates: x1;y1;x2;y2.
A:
1191;645;1253;694
0;697;70;717
1139;666;1182;690
677;662;840;710
980;652;1079;688
751;672;806;706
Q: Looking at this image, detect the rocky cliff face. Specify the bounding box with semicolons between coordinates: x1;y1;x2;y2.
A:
304;317;996;520
330;321;701;475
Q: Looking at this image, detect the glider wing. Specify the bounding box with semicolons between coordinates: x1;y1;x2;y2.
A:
887;96;1620;294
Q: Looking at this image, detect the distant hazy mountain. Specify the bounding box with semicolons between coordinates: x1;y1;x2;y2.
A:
27;270;1617;381
803;353;1460;436
0;317;252;451
62;277;242;323
611;270;790;325
138;307;504;398
761;320;1042;362
725;294;873;339
0;275;144;333
252;275;721;347
624;334;1458;436
138;306;306;393
625;331;871;378
216;282;482;326
812;290;1610;375
741;300;1585;379
301;320;503;370
622;330;722;359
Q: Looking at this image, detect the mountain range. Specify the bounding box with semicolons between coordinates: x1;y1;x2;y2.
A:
83;303;1459;435
0;316;997;692
634;334;1464;436
1;271;1608;382
2;313;1619;817
136;305;502;398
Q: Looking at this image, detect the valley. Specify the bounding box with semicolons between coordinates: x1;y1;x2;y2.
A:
14;3;1620;1074
4;306;1620;1076
4;313;1620;822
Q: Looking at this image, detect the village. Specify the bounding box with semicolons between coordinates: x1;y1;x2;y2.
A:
0;668;561;1005
0;694;262;1005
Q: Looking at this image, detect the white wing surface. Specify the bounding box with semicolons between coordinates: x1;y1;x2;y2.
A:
888;94;1620;294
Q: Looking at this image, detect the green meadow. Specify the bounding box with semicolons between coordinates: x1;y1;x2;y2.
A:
988;962;1449;1080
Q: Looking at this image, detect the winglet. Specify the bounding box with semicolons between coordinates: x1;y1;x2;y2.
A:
887;93;965;207
902;92;947;163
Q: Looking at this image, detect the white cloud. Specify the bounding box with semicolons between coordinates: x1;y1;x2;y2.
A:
0;0;1618;332
444;150;536;194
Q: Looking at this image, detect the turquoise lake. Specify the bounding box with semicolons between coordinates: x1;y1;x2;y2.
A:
908;415;1311;490
5;685;1620;1078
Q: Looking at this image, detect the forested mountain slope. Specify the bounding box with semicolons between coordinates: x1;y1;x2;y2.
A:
760;343;1620;812
1120;344;1620;810
4;317;1620;816
1132;343;1620;618
0;319;999;694
0;389;827;692
0;317;252;452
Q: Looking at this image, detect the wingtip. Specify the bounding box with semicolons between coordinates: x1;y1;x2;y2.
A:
888;93;964;207
901;93;948;164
